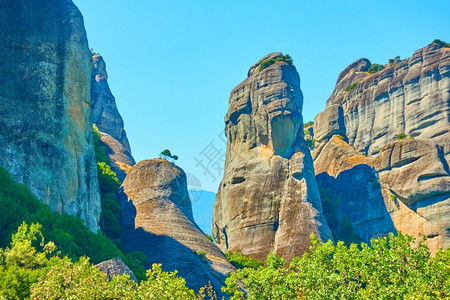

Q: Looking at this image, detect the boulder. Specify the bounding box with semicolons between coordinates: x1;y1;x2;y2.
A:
95;257;137;281
119;159;234;294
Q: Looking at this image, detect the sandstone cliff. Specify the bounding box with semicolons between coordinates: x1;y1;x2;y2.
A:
213;53;333;262
0;0;101;231
91;54;135;181
326;43;450;161
119;159;234;294
312;43;450;251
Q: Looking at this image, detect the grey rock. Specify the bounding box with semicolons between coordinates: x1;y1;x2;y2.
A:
213;53;333;263
99;131;135;182
313;104;346;143
95;257;137;281
91;54;133;156
314;135;450;252
313;43;450;251
0;0;100;231
327;43;450;159
119;159;235;294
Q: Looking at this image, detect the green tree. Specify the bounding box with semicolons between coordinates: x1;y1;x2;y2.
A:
224;233;450;299
160;149;179;161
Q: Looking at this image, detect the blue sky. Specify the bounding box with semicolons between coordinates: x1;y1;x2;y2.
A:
73;0;450;192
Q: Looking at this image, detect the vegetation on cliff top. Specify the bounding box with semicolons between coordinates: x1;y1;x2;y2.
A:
433;39;450;48
367;63;384;74
258;54;293;72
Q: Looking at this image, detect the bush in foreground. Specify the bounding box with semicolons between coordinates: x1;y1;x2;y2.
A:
223;233;449;299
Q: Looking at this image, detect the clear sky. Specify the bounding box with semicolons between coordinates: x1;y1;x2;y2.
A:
73;0;450;192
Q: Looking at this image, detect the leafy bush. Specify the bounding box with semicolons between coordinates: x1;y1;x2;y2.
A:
345;82;359;91
397;133;408;140
205;233;214;243
0;224;211;299
258;54;293;72
225;251;264;270
433;39;450;47
194;250;206;258
306;138;315;150
0;165;147;281
92;125;125;249
223;233;450;299
303;121;314;128
368;63;384;74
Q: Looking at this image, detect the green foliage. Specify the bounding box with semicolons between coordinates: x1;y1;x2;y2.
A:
433;39;450;47
0;165;147;281
205;233;214;243
160;149;179;161
397;133;408;140
195;250;207;258
224;233;450;299
225;251;264;270
258;54;293;72
303;121;314;128
368;63;384;74
93;124;110;164
306;138;315;150
345;82;359;91
0;224;203;299
390;193;397;201
92;124;125;250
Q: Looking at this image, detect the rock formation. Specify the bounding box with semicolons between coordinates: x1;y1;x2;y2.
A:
119;159;234;294
326;42;450;161
0;0;101;231
212;53;333;262
313;42;450;251
91;54;135;181
95;257;137;281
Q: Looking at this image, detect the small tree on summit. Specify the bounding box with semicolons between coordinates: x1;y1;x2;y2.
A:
160;149;179;162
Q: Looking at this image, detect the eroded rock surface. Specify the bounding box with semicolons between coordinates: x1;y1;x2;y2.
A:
0;0;100;231
313;43;450;251
213;53;333;262
119;159;234;294
95;257;137;281
91;54;135;181
327;43;450;161
91;54;132;153
314;135;450;251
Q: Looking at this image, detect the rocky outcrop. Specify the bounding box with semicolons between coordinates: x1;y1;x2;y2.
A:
314;135;450;251
119;159;234;294
91;54;132;153
95;257;137;281
326;43;450;161
212;53;333;262
313;43;450;251
0;0;100;231
91;54;135;181
99;131;134;182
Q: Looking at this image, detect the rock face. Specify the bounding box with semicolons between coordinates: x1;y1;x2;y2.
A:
213;53;333;262
0;0;101;231
99;131;135;182
95;257;137;281
313;43;450;251
326;43;450;161
119;159;234;294
91;54;135;181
